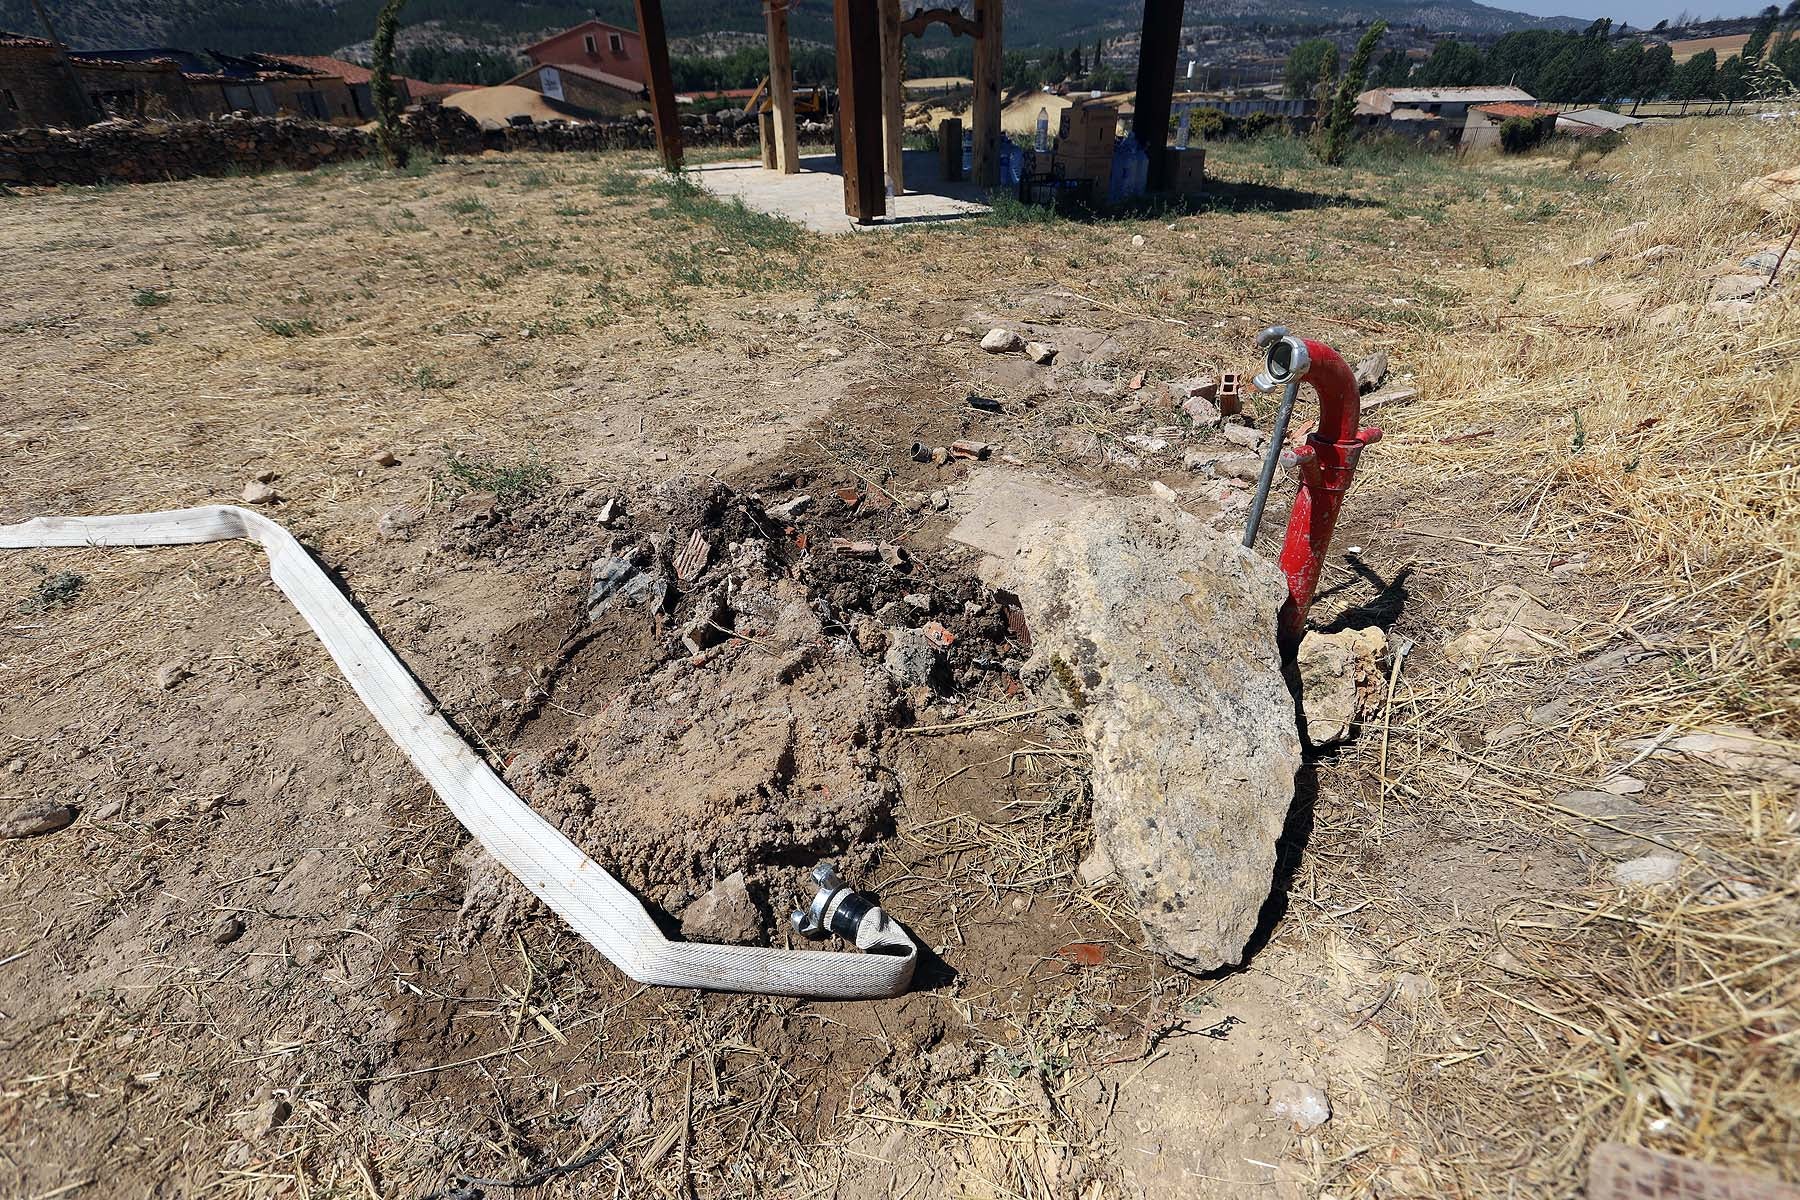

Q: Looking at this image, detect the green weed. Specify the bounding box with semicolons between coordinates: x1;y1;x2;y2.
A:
438;450;555;500
18;565;84;613
132;288;170;308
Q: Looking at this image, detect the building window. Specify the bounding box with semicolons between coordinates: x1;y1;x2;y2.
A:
608;32;624;53
583;34;597;55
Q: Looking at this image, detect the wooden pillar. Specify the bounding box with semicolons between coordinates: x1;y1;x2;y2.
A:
834;0;884;223
1132;0;1184;192
878;0;905;194
765;0;800;174
634;0;683;172
971;0;1003;187
759;110;777;168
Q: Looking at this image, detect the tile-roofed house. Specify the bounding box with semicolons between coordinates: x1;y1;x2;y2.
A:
506;59;644;116
524;18;645;86
1460;100;1558;153
1356;85;1534;121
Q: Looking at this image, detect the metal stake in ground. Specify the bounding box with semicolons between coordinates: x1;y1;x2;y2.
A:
1243;326;1309;549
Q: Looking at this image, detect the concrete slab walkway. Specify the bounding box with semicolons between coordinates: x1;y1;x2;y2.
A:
690;148;992;233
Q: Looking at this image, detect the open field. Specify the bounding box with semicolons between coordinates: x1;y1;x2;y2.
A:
1;123;1797;1198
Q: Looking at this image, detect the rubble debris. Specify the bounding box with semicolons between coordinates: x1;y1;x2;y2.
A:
680;870;762;945
155;660;192;691
1025;341;1057;365
587;557;665;621
770;495;812;520
920;620;955;648
967;393;1004;413
930;446;950;466
210;915;246;945
980;328;1024;353
878;543;908;569
240;480;277;505
1010;499;1299;972
678;588;733;654
909;442;931;462
1148;480;1179;504
885;628;946;688
373;449;399;467
1267;1081;1331;1131
1296;627;1388;746
1443;584;1574;669
1354;351;1389;394
903;592;933;613
0;798;75;839
829;538;880;557
1221;424;1264;449
950;440;992;460
930;490;950;511
674;529;711;581
1181;396;1221;425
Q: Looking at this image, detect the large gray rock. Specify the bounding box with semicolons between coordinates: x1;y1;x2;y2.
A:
1010;499;1299;972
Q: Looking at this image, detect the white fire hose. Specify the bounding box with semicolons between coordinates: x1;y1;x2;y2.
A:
1;506;917;998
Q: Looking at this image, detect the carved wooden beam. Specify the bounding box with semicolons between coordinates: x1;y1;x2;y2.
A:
900;6;981;40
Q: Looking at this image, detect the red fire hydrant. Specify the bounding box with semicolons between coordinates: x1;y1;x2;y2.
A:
1242;328;1382;648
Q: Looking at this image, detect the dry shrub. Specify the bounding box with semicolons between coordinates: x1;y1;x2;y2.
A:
1369;118;1800;1192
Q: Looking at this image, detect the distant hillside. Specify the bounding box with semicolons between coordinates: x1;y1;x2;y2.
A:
1;0;1583;58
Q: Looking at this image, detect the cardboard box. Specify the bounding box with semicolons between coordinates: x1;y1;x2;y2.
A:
1055;147;1113;183
1168;146;1206;193
1058;102;1116;149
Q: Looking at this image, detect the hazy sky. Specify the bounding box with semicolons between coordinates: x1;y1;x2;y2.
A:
1503;0;1753;23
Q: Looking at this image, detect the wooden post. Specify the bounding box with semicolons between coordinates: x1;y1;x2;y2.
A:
971;0;1003;187
765;0;800;174
1132;0;1184;192
834;0;884;223
939;116;963;181
634;0;683;172
878;0;905;195
759;110;777;168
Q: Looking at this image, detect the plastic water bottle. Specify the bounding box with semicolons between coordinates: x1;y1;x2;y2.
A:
962;129;973;176
1035;106;1050;153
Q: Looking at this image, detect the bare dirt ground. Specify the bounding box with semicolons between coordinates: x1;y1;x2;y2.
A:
1;126;1795;1199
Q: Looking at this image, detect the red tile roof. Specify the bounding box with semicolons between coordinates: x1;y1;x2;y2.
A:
1475;102;1548;119
265;53;374;84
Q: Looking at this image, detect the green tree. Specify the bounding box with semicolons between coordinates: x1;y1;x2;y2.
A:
1744;5;1780;59
1603;39;1643;100
1635;42;1675;105
1319;20;1386;165
1370;47;1411;87
1284;37;1339;99
1718;54;1750;100
371;0;408;169
1417;38;1485;87
1537;33;1608;101
1668;47;1718;100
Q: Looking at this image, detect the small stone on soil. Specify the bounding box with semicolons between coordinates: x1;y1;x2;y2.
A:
930;490;950;511
0;798;74;839
373;449;399;467
155;660;192;691
237;1096;292;1140
980;327;1024;354
680;871;762;945
241;480;277;505
1615;852;1684;887
211;915;246;945
884;628;946;689
1025;340;1056;365
1267;1080;1331;1130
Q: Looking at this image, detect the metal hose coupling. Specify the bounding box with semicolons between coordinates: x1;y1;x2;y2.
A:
791;863;882;942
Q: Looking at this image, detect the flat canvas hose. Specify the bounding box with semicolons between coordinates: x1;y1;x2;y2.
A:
0;506;918;999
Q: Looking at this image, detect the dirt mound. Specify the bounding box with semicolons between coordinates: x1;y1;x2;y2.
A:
448;475;1021;939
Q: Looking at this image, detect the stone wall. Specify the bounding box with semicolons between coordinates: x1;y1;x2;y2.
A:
0;105;815;187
